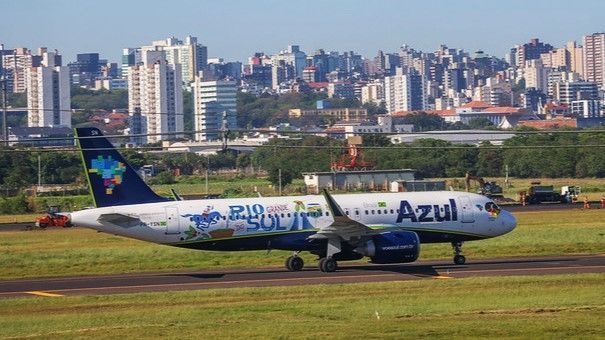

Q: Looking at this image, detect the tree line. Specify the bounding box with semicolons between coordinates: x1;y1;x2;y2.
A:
0;128;603;195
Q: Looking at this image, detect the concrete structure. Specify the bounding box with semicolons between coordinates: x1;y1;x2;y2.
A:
2;48;40;93
26;51;71;128
288;107;367;122
302;169;415;194
327;82;355;99
583;33;605;88
524;59;548;93
384;68;425;113
567;41;584;76
193;78;237;141
517;38;553;66
389;130;516;146
125;36;207;84
127;49;184;144
94;78;127;91
361;80;385;105
554;81;599;104
571;100;602;118
7;126;72;146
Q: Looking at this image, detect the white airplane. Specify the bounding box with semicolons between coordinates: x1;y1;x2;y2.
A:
69;128;517;272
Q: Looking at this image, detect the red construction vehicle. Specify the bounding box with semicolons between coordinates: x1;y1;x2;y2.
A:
35;206;71;228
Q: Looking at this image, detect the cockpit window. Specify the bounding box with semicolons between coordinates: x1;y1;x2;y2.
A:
485;202;500;214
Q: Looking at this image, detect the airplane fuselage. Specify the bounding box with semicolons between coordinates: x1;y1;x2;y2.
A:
71;191;516;252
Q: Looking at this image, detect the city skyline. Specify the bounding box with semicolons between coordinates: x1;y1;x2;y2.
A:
2;0;605;63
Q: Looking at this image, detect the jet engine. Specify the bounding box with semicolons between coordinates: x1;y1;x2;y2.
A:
355;230;420;264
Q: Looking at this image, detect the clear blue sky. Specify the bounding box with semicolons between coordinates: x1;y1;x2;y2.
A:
2;0;604;63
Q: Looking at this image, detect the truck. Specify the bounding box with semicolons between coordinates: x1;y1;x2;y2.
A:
464;172;504;199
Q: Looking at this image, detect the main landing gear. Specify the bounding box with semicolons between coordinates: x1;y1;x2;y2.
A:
285;253;304;271
452;241;466;265
318;257;337;272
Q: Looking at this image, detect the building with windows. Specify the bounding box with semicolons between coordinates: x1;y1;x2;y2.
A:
554;80;599;104
384;68;425;113
124;36;207;84
127;49;184;144
2;47;42;93
361;80;385;105
288;107;367;122
583;33;605;88
193;78;237;141
26;51;71;128
571;100;602;118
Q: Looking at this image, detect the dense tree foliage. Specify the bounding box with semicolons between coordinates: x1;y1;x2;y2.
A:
2;128;604;196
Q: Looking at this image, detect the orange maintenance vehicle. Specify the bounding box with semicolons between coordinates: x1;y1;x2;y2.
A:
35;206;71;228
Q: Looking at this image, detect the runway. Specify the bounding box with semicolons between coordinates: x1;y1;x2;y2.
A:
1;254;603;299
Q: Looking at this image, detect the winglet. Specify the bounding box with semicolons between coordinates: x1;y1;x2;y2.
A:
322;189;346;218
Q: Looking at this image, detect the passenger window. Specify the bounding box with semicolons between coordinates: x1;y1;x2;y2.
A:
287;213;291;217
384;210;388;214
326;212;330;216
377;210;381;214
390;209;394;214
371;210;375;214
365;210;369;215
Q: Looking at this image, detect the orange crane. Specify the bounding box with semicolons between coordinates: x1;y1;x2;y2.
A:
330;144;375;172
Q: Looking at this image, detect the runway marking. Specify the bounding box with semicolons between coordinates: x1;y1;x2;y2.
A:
1;264;604;297
446;264;605;276
25;291;63;297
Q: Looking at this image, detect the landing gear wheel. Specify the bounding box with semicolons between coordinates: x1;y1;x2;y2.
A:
285;255;304;271
319;257;337;272
453;254;466;265
451;241;466;265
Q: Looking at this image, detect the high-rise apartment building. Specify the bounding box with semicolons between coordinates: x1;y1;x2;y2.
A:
26;51;71;127
361;80;385;106
582;33;605;88
193;78;237;141
128;49;184;144
566;41;584;76
2;48;40;93
524;59;549;93
384;68;426;113
517;39;553;66
125;36;207;84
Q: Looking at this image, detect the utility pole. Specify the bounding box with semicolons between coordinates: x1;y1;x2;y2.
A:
38;155;42;187
278;168;282;196
1;75;7;147
205;155;209;195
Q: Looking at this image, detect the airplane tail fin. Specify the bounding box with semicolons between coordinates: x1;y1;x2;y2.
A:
75;127;170;208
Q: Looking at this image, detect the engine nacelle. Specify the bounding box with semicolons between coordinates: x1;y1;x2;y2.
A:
355;230;420;264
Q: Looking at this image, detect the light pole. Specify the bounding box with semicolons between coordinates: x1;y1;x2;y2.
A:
1;75;7;147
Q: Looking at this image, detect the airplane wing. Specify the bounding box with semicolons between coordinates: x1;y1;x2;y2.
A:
308;189;375;241
97;213;141;228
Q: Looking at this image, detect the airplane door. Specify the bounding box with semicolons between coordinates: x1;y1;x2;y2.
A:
165;207;181;234
459;196;475;223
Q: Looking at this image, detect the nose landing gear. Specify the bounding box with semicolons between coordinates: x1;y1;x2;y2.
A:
452;241;466;265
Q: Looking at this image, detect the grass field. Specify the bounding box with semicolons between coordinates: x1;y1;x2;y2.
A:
0;274;603;338
1;209;604;280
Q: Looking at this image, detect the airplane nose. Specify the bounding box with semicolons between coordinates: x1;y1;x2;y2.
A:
501;210;517;234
